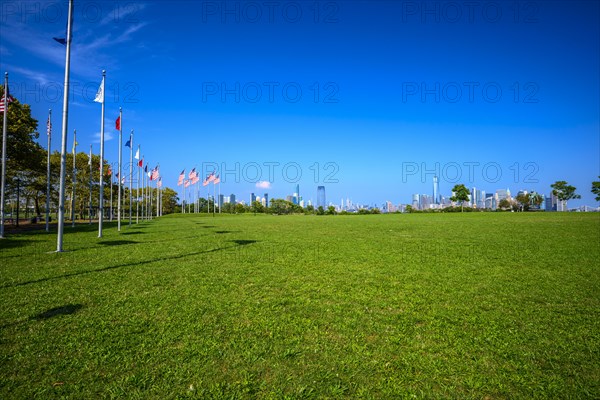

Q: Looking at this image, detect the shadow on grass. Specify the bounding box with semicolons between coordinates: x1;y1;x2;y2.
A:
30;304;84;320
2;240;259;289
0;238;30;250
121;231;145;235
98;240;139;246
201;225;216;228
231;239;257;246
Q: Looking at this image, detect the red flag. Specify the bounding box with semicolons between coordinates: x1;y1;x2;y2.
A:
107;166;112;176
138;158;143;167
115;116;121;130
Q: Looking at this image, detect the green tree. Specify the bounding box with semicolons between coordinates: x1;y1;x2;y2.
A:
326;205;336;215
160;187;179;214
592;177;600;202
515;193;530;212
316;206;325;215
498;198;512;210
251;200;265;214
450;184;470;212
551;181;580;210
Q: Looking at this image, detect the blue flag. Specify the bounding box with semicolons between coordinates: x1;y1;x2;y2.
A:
125;139;131;148
53;37;67;45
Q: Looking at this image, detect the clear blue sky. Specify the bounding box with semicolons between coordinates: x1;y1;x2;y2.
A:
1;1;599;207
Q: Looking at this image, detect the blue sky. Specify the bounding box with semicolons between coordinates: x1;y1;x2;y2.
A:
1;0;598;207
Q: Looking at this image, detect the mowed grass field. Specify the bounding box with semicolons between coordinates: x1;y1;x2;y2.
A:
1;212;599;399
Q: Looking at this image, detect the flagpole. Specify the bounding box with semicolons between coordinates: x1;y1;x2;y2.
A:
0;72;8;239
56;0;73;251
89;145;92;225
136;146;140;223
71;129;76;227
45;109;52;232
98;70;105;237
109;164;113;221
117;107;122;231
219;180;221;214
128;129;133;226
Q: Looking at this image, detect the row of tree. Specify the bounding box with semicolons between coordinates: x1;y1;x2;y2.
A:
449;180;599;212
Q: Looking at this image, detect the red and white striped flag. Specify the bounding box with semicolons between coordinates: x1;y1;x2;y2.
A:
151;166;159;181
188;168;196;180
0;90;14;112
213;174;220;185
178;169;185;186
191;175;199;185
184;179;190;188
157;177;163;188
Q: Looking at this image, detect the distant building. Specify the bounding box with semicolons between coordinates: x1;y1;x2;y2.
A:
317;186;326;208
264;193;269;208
219;194;224;208
230;194;236;205
250;193;256;204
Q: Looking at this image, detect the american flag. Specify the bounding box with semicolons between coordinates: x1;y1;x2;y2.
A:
46;115;51;136
184;179;191;188
188;168;196;180
157;177;163;188
207;172;216;182
151;166;159;181
0;90;14;112
178;169;185;186
191;175;200;185
213;174;220;185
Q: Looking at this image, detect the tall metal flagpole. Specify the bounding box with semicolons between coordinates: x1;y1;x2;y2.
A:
45;109;52;231
117;107;122;231
128;129;133;226
109;164;113;221
98;70;105;237
56;0;74;251
136;146;140;223
71;129;76;227
88;145;92;224
0;72;8;238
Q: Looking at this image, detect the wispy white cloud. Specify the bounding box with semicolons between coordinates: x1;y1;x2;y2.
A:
256;181;272;189
91;131;115;143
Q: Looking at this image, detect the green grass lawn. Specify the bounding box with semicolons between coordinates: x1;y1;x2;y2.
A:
1;212;599;399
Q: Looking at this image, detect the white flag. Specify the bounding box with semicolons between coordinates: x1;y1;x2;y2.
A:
134;148;140;160
88;148;92;165
94;79;104;103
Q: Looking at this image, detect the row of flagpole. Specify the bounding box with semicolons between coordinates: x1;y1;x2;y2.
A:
0;0;164;250
178;169;221;214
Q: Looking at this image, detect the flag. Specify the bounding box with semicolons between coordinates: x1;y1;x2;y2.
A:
88;148;92;165
144;165;149;176
46;115;52;136
94;79;104;103
213;174;220;185
184;179;190;188
207;172;216;183
107;166;112;176
191;175;199;185
125;139;131;148
134;148;140;160
138;157;143;167
0;88;14;112
157;177;163;188
188;168;196;180
178;170;185;186
151;166;159;181
115;116;121;130
72;139;78;153
203;175;210;186
121;177;125;184
53;37;67;45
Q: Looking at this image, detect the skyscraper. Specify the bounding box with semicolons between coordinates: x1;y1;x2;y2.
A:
317;186;326;208
230;194;236;205
264;193;269;208
433;175;439;204
250;193;256;204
